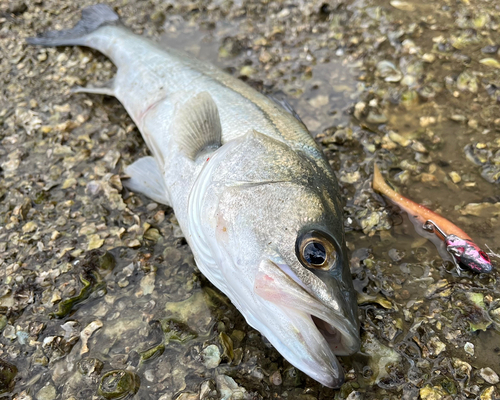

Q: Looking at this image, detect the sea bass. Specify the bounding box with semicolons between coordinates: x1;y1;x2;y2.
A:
373;164;492;273
28;5;360;387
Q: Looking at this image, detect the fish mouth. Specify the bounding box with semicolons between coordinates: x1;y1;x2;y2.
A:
254;259;360;387
312;315;355;356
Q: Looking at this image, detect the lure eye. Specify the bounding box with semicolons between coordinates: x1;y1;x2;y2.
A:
296;230;338;270
479;251;491;263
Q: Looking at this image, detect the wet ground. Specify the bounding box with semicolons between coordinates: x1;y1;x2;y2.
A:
1;0;500;399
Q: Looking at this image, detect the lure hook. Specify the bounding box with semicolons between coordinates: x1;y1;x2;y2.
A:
423;220;449;240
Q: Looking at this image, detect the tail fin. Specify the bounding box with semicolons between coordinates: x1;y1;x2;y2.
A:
372;163;394;198
26;4;119;47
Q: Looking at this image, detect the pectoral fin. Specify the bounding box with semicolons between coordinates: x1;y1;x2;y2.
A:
123;156;170;206
72;78;116;97
173;92;222;160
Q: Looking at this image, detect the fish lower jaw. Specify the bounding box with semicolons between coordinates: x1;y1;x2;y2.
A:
312;315;360;356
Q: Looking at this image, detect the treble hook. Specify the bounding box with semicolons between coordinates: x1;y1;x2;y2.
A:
422;220;448;240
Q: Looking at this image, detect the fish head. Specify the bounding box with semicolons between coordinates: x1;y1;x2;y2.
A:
446;236;493;273
193;131;360;387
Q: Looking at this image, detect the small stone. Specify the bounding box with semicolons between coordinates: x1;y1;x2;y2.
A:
480;386;497;400
240;66;255;76
422;53;436;63
126;239;141;248
480;58;500;69
468;119;479;129
259;51;272;63
87;234;104;250
62;178;77;189
366;112;388;124
480;368;499;384
36;384;56;400
80;320;103;355
201;345;221;369
2;325;16;340
420;116;436;127
420;385;447;400
420;173;437;183
22;221;37;233
390;1;415;12
340;170;361;184
449;171;461;183
139;272;156;296
450;114;467;123
464;342;474;356
354;101;366;119
270;370;282;386
216;375;249;400
411;140;427;153
388;248;405;262
481;45;499;54
389;131;411;146
428;336;446;355
308;95;329;108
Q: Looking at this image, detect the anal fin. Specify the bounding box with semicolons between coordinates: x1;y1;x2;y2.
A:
123;156;170;206
173;92;222;160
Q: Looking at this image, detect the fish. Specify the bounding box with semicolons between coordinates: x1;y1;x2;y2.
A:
372;164;493;273
27;4;360;387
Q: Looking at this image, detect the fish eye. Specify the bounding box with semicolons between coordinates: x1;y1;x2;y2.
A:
296;230;338;270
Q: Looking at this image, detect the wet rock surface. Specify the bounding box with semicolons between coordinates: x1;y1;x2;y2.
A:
1;0;500;399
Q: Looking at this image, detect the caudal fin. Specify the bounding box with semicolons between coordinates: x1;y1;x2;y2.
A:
372;163;389;193
26;4;119;47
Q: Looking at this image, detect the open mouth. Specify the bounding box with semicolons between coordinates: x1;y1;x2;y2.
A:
313;316;341;349
253;258;360;388
255;259;360;356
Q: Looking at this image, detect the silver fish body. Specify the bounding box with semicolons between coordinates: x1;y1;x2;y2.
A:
28;4;360;387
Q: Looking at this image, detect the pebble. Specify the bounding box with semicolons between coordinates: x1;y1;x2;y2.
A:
366;111;388;124
422;53;436;63
36;384;56;400
270;370;282;385
216;375;250;400
309;95;329;108
464;342;474;356
201;345;221;369
80;320;103;355
449;171;461;183
2;325;16;340
480;367;499;385
22;221;37;233
389;131;410;146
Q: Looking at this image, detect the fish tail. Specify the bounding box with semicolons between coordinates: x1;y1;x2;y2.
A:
26;4;119;48
372;163;391;195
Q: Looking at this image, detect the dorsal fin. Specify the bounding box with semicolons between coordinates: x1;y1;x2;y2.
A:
173;92;222;160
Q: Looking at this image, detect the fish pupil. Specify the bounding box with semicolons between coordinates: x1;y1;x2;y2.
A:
304;242;326;265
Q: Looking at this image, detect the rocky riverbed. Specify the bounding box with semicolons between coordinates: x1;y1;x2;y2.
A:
0;0;499;399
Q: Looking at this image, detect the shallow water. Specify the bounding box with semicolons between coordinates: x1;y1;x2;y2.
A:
1;0;500;399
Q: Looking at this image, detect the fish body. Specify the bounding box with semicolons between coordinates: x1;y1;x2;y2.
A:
373;164;492;273
28;5;360;387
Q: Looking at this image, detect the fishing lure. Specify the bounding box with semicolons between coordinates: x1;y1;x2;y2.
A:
423;220;492;273
372;164;493;273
